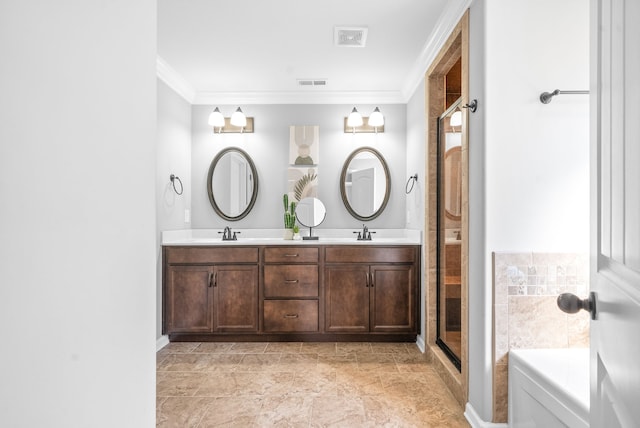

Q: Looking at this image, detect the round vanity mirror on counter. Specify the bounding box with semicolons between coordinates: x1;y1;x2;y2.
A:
340;147;390;221
295;197;326;240
207;147;259;221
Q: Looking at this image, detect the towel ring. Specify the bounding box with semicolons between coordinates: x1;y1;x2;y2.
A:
405;173;418;194
170;174;183;195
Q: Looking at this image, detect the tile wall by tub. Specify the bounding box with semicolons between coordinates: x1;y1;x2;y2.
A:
492;252;590;423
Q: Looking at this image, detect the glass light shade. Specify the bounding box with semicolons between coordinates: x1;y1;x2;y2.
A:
368;107;384;127
230;107;247;127
450;110;462;127
347;107;363;127
208;107;225;128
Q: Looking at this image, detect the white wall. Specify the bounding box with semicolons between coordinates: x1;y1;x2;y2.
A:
406;80;427;345
0;1;157;427
190;104;407;230
467;0;590;421
156;79;191;339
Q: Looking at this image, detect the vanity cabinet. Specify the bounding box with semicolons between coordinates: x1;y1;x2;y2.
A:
163;244;419;341
324;246;418;334
263;247;319;332
163;247;259;335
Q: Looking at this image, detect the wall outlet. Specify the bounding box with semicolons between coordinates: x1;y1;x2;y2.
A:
184;209;191;223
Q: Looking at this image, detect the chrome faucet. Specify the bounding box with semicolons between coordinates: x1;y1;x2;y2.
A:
219;226;239;241
353;224;375;241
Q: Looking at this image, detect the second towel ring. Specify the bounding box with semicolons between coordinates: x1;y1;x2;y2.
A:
405;173;418;194
170;174;183;195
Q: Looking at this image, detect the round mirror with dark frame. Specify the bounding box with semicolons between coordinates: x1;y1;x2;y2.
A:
340;147;390;221
207;147;258;221
295;197;326;240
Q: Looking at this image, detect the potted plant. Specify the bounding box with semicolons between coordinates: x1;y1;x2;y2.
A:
292;225;301;240
283;194;297;239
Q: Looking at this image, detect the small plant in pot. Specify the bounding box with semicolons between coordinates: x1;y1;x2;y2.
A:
283;194;297;239
292;225;301;240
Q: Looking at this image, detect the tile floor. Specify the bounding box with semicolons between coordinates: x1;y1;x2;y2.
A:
157;342;469;427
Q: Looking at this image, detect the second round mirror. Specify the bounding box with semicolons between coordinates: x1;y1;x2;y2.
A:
340;147;390;221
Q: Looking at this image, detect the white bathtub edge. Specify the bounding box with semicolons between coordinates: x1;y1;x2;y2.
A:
464;403;507;428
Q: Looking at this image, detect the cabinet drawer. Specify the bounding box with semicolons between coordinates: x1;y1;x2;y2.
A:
264;265;318;298
264;247;318;263
263;300;318;332
165;247;258;264
325;246;416;264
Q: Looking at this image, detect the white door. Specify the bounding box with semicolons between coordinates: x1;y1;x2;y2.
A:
591;0;640;426
351;167;375;215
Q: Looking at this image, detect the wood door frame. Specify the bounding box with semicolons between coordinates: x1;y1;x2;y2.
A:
424;10;469;407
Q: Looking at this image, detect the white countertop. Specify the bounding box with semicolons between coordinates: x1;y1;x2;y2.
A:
162;228;422;246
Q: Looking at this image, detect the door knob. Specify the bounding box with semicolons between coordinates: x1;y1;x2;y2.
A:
557;292;597;320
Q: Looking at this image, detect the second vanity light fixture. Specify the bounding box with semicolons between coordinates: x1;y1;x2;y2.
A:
208;107;254;134
344;106;385;133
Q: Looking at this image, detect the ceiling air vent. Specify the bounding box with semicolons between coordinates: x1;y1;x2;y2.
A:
297;79;328;87
334;26;368;47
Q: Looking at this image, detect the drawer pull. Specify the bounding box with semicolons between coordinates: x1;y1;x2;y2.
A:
284;254;299;257
208;272;214;288
365;272;369;287
369;272;374;287
283;314;299;319
284;279;299;283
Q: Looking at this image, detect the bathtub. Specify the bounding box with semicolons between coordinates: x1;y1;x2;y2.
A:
509;348;589;428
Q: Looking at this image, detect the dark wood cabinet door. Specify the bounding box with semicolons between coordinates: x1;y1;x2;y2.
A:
166;265;213;333
324;265;370;332
370;265;416;332
213;265;258;332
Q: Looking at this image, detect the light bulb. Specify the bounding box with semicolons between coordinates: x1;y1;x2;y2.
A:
208;107;225;128
450;110;462;127
230;107;247;127
347;107;363;127
368;107;384;127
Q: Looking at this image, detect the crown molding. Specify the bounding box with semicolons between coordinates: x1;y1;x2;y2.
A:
193;90;405;105
401;0;473;101
156;56;196;103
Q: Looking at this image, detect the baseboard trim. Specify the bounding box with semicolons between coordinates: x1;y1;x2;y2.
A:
464;403;507;428
156;335;169;352
416;335;426;353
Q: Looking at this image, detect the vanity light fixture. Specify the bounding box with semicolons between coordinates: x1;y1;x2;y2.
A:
343;106;385;133
208;107;254;134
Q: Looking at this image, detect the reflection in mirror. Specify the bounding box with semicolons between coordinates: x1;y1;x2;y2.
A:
340;147;390;221
207;147;258;221
295;197;326;240
444;146;462;220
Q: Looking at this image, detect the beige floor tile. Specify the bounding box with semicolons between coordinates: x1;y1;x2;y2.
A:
156;396;213;428
301;342;338;355
156;371;204;397
310;396;367;427
157;353;242;372
356;352;399;372
192;342;235;354
163;342;201;354
255;394;314;427
197;396;264;427
265;342;303;353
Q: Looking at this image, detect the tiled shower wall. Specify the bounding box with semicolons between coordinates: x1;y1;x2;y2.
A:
492;252;590;423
